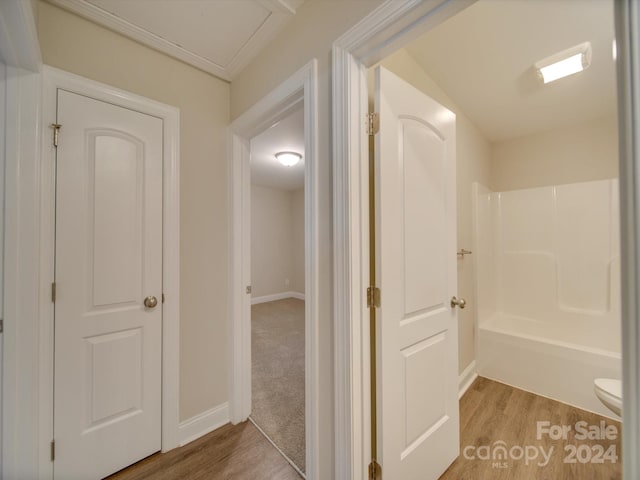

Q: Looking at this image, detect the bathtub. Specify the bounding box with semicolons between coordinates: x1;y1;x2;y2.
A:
477;313;621;419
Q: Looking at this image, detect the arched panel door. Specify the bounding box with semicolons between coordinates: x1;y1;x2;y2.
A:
374;66;459;480
55;89;163;479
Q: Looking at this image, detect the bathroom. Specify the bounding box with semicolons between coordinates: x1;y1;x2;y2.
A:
473;167;621;418
380;0;622;439
467;2;622;419
364;0;624;477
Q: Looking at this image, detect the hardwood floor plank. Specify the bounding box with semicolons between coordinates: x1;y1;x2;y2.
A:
440;377;622;480
107;421;302;480
109;377;621;480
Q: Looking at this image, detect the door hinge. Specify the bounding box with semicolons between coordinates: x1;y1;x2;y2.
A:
367;286;381;308
368;460;381;480
50;440;55;462
246;285;252;294
51;282;57;303
366;113;379;136
51;123;62;147
0;318;3;333
162;293;165;304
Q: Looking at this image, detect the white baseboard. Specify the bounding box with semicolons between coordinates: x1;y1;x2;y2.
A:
251;291;306;305
458;360;478;399
178;402;229;447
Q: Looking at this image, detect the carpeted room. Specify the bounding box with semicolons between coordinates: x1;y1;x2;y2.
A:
249;106;307;475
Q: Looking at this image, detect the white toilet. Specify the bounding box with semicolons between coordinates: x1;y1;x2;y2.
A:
594;378;622;417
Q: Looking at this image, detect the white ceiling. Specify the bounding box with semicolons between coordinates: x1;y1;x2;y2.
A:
405;0;617;143
250;106;304;191
47;0;304;81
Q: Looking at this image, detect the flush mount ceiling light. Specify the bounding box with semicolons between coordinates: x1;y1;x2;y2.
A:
275;151;302;167
534;42;592;84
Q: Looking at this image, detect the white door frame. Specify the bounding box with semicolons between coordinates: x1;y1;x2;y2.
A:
228;59;319;479
1;2;42;477
615;2;640;480
332;1;640;479
4;65;181;479
2;66;43;479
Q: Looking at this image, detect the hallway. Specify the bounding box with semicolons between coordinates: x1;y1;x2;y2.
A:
107;421;301;480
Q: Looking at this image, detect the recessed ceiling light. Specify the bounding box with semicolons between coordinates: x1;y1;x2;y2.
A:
275;151;302;167
534;42;592;84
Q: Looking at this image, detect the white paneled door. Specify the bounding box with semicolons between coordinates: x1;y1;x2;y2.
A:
374;66;460;479
54;90;163;479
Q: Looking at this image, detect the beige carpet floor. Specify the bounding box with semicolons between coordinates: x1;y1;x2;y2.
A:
251;298;305;474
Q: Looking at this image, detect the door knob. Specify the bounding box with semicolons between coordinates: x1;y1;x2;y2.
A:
144;296;158;309
451;296;466;309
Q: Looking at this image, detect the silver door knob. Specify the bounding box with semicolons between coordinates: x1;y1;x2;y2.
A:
451;296;466;309
144;296;158;309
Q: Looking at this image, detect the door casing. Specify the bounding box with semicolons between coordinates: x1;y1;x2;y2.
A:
1;2;41;476
39;66;181;478
332;0;640;479
228;59;319;480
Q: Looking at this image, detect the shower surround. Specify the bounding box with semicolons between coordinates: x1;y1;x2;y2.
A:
473;179;621;418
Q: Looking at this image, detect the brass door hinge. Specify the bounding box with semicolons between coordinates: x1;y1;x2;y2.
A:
367;286;381;308
51;123;62;147
368;460;381;480
50;440;55;461
51;282;57;303
366;113;379;136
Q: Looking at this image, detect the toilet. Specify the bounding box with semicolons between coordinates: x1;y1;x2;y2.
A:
594;378;622;417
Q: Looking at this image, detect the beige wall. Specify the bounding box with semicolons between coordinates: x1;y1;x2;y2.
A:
231;0;384;119
379;49;492;374
37;1;230;421
491;115;619;191
231;0;384;476
291;188;305;294
251;185;304;298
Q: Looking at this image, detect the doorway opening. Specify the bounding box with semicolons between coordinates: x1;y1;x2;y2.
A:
374;0;620;414
249;106;306;475
334;1;632;478
229;59;319;480
373;0;621;477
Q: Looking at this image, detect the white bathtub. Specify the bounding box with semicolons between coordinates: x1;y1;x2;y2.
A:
477;314;621;419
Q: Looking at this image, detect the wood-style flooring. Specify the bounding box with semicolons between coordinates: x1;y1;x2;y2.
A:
108;377;621;480
107;421;301;480
440;377;622;480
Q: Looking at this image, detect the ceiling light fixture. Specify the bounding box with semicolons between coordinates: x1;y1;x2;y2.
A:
275;151;302;167
534;42;592;84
